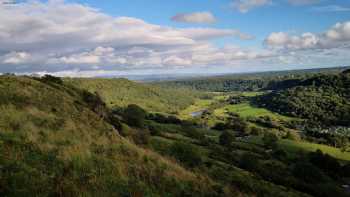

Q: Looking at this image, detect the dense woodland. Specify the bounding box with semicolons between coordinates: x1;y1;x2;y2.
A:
256;71;350;127
1;67;350;197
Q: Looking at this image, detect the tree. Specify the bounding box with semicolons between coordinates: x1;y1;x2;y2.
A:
219;131;235;147
262;132;278;149
342;69;350;74
40;74;63;85
123;104;147;128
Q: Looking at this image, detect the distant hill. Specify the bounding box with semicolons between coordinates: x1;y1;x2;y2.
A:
255;72;350;126
0;75;221;196
156;66;350;92
66;78;201;114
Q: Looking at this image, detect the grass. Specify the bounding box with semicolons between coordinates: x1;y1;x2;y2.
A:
246;136;350;161
178;98;214;119
214;103;292;121
66;78;199;114
280;139;350;161
0;75;225;196
179;92;289;123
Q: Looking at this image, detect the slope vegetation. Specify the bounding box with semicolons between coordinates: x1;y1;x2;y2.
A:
66;78;199;114
0;75;225;197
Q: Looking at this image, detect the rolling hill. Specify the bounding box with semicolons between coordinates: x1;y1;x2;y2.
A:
0;75;225;197
66;78;200;114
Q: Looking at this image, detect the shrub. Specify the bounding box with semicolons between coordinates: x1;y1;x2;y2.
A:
147;124;161;136
147;113;181;124
239;153;260;171
250;126;264;136
39;74;63;85
123;104;147;128
169;141;202;168
212;122;227;131
81;90;108;118
284;131;300;141
292;162;328;183
262;132;278;149
227;114;248;133
308;150;341;177
132;129;151;145
182;125;205;141
219;131;235;147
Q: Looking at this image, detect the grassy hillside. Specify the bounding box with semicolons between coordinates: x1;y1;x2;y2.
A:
66;78;199;114
0;75;226;197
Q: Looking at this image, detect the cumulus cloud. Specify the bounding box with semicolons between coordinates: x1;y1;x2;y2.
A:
171;12;216;24
231;0;271;13
265;32;319;50
265;21;350;51
0;0;260;75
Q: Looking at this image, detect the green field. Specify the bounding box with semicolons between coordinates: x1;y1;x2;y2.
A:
247;137;350;161
179;98;215;119
280;139;350;161
214;103;292;121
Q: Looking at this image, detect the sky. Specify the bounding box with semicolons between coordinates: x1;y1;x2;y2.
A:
0;0;350;77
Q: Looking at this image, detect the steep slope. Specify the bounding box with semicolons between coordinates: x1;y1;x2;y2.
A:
66;78;198;114
0;75;228;197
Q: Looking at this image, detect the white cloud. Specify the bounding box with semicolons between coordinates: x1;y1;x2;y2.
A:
0;0;259;74
265;32;319;50
265;21;350;50
171;12;216;24
287;0;319;6
0;0;16;5
1;0;346;76
2;52;32;64
231;0;271;13
181;28;254;40
163;56;192;66
311;5;350;12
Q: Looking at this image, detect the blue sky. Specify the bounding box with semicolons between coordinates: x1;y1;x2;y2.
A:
0;0;350;76
69;0;350;45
